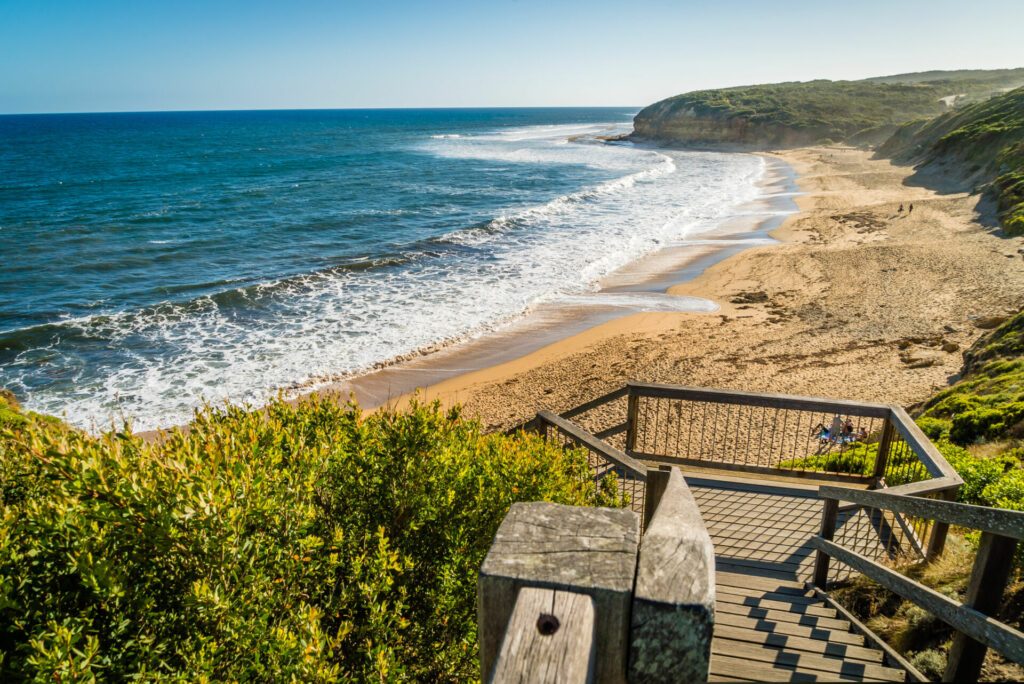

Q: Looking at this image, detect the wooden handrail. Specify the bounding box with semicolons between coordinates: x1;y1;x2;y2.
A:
626;381;893;418
887;405;961;482
810;537;1024;666
536;410;648;480
819;486;1024;540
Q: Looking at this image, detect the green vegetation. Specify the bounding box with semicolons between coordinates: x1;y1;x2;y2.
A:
921;310;1024;445
814;311;1024;680
879;87;1024;234
632;68;1024;148
0;396;620;681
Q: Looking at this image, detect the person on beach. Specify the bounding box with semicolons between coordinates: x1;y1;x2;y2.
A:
909;203;914;214
898;203;904;213
812;422;830;444
830;415;844;444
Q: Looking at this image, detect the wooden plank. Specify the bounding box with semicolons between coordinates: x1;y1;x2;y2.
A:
537;410;648;479
715;601;852;632
711;635;904;680
639;454;874;484
489;587;595;683
716;584;818;603
714;624;882;663
715;611;866;646
716;560;801;582
687;473;826;495
716;593;839;618
626;381;893;418
811;537;1024;664
818;486;1024;541
876;476;960;498
716;570;817;593
709;653;891;683
561;386;629;419
808;584;929;683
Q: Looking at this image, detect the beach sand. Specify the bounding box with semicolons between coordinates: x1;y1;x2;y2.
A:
371;146;1024;430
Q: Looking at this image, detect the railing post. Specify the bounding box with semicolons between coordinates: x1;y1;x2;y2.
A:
625;386;639;454
872;418;896;484
813;497;839;588
629;467;715;682
478;502;640;683
926;488;958;560
943;531;1019;682
642;466;671;531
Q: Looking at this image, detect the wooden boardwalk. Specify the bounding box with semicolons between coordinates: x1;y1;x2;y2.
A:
684;474;906;683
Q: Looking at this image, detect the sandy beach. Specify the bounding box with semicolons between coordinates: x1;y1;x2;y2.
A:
367;146;1024;430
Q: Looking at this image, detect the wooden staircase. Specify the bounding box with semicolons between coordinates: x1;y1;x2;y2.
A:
710;571;904;682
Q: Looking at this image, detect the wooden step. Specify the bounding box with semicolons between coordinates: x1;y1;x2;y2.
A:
709;653;898;683
715;601;852;632
715;612;866;646
713;623;884;664
710;643;905;682
717;570;806;592
716;592;839;618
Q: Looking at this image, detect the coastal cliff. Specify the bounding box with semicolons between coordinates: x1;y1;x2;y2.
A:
632;69;1024;150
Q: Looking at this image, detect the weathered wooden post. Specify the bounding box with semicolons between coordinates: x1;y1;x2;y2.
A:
943;531;1019;682
478;502;640;683
871;418;896;483
813;497;839;588
629;467;715;682
625;384;640;454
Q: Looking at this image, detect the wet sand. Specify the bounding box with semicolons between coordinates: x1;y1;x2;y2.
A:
314;156;797;408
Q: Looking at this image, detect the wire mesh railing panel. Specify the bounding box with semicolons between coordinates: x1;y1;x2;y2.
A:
881;430;932;488
827;499;937;582
563;391;630;452
540;421;645;519
630;393;884;479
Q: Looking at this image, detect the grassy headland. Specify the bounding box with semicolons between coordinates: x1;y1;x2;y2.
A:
632;68;1024;149
880;87;1024;234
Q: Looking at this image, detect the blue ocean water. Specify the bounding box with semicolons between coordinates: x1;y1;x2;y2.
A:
0;108;765;429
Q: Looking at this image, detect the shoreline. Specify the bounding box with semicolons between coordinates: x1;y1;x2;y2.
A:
306;154;797;410
368;145;1024;433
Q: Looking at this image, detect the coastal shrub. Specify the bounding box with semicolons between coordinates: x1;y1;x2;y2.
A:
0;396;619;681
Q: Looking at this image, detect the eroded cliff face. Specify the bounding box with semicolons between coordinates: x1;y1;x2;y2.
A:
631;103;827;150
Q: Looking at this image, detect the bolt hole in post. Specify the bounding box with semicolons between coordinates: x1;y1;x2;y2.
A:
536;613;560;636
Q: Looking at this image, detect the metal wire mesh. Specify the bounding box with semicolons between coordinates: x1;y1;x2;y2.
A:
539;420;645;520
630;393;884;478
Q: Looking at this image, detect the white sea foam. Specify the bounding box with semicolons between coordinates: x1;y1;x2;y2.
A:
10;122;769;431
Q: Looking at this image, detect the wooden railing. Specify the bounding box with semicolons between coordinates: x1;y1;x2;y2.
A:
478;466;714;683
526;382;962;555
530;410;648;521
812;487;1024;682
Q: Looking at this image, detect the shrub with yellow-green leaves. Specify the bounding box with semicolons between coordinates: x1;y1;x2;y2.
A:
0;396;619;681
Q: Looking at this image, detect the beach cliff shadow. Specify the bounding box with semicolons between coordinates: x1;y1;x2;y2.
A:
873;151;1004;233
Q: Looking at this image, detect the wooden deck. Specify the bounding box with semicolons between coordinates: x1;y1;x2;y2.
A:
684;473;907;683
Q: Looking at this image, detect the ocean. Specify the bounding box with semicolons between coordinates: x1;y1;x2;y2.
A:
0;108;766;430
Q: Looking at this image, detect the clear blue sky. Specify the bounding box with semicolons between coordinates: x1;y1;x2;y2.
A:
1;0;1022;114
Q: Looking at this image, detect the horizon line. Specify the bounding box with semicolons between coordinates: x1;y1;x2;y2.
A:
0;104;644;117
